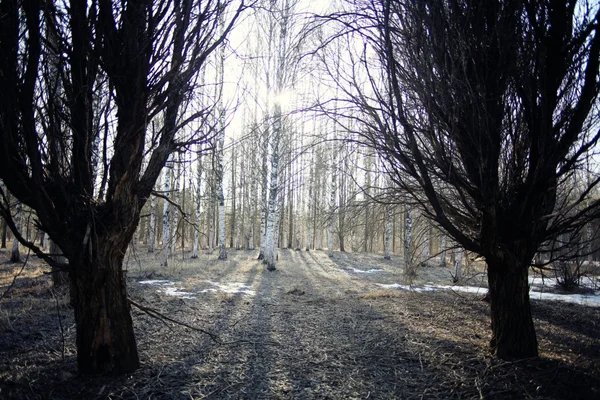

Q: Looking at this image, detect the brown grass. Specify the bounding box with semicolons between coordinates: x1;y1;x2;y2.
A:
0;247;598;399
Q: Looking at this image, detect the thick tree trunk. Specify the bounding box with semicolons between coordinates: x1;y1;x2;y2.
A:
71;240;139;374
487;257;538;359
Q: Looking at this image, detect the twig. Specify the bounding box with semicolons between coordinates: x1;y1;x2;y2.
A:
128;297;221;343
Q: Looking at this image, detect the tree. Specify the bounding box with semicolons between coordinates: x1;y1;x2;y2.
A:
10;200;21;263
162;158;173;266
336;0;600;359
0;0;245;374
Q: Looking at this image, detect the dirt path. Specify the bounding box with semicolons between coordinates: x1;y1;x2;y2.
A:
1;249;599;399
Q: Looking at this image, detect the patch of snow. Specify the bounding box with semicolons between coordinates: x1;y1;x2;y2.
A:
163;287;196;299
198;288;219;294
377;282;600;307
529;275;600;290
350;268;383;274
377;283;410;290
529;277;558;286
139;280;175;286
529;290;600;307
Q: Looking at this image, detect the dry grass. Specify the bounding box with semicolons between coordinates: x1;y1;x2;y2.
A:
359;290;403;299
0;247;598;399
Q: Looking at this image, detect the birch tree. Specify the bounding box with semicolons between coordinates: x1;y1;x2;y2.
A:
384;206;393;260
148;188;157;253
161;160;172;266
10;201;21;263
171;157;181;256
192;143;203;258
327;137;337;257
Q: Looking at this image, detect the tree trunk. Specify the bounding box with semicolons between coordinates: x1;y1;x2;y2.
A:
439;235;446;266
404;206;412;266
453;249;463;283
384;206;393;260
171;158;180;256
50;239;68;287
148;192;156;253
487;256;538;359
161;162;172;266
71;241;139;374
192;143;203;258
10;201;21;263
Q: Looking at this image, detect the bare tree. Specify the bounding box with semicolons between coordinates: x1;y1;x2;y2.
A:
0;0;246;374
333;0;599;359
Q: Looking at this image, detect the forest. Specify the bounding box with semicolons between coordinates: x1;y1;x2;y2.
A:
0;0;599;398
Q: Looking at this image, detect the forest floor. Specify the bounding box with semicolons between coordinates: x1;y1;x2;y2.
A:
0;247;599;399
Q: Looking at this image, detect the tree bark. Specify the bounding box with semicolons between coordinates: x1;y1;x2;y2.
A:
148;192;156;253
487;255;538;359
50;239;68;287
384;207;393;260
10;201;21;263
71;239;139;374
192;143;203;258
439;235;446;267
161;162;172;266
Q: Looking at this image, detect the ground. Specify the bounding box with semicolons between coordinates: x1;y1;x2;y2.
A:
0;247;599;399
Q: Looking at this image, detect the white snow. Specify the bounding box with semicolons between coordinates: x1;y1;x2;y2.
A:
138;279;255;297
350;268;383;274
377;282;600;307
529;277;558;286
138;280;175;286
529;275;600;290
163;287;196;299
528;290;600;307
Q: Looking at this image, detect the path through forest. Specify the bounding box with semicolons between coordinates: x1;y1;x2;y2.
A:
1;249;599;399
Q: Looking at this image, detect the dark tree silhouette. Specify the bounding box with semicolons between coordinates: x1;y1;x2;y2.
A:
0;0;245;374
334;0;600;359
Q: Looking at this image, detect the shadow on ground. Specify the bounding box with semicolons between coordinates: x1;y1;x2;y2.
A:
0;249;599;399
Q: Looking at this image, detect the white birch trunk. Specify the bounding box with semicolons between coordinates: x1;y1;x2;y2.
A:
204;150;214;252
328;145;336;257
422;226;430;260
306;147;314;251
264;120;280;270
161;160;172;266
192;143;203;258
384;207;393;260
439;235;446;266
249;163;256;250
454;249;463;282
148;186;157;253
403;206;413;269
258;99;270;257
171;158;180;256
216;21;227;260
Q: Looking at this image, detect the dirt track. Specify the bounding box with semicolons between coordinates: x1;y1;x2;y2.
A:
1;248;599;399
